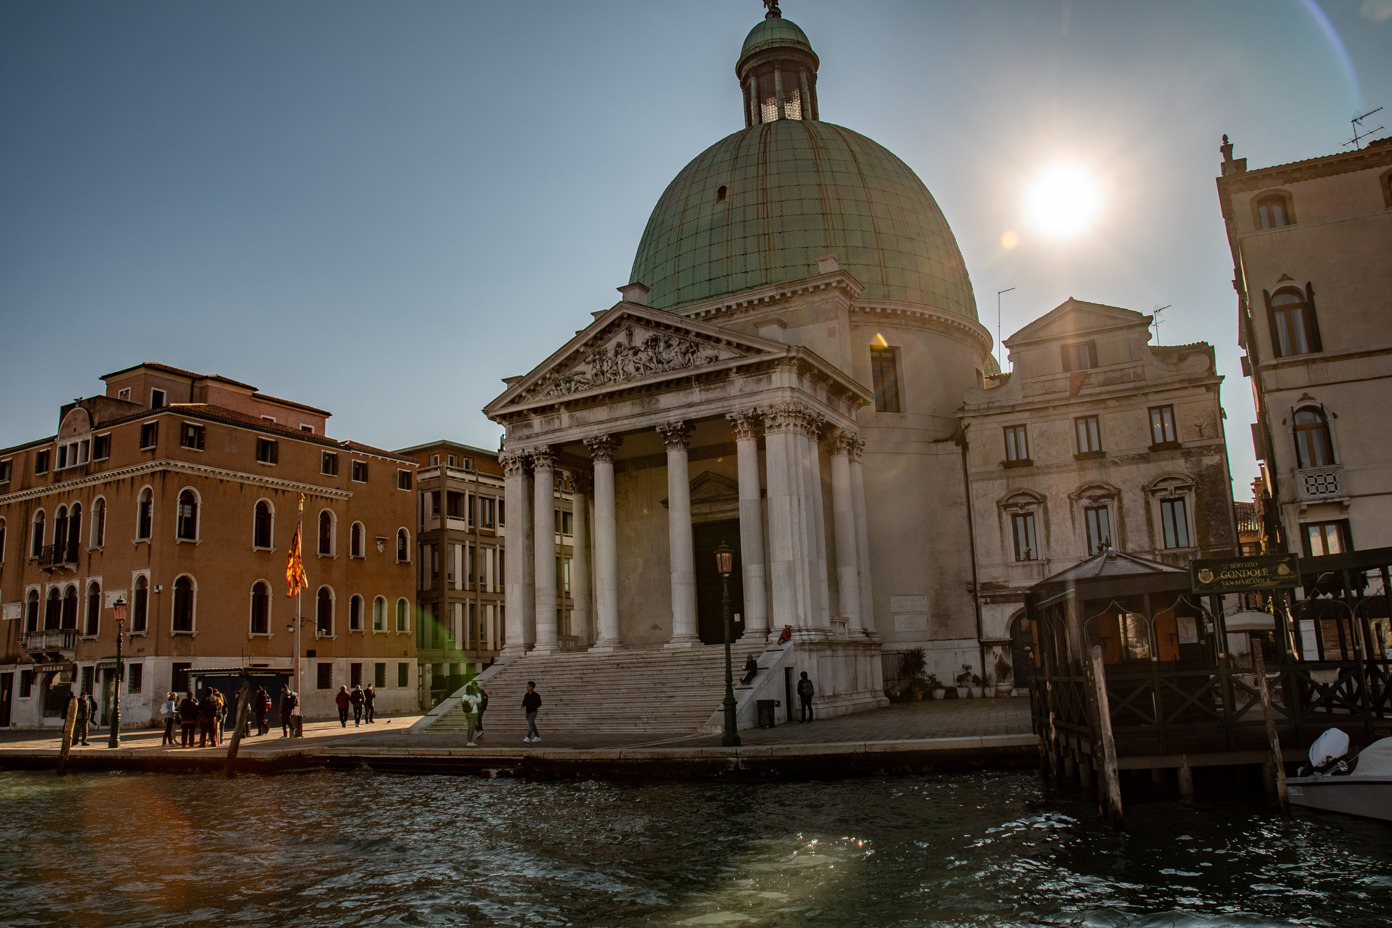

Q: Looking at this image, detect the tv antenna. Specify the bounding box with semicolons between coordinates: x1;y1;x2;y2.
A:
1344;107;1384;150
1151;304;1170;345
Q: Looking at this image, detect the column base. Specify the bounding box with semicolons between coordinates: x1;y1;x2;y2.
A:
497;646;529;663
588;639;626;653
530;641;560;656
664;636;703;649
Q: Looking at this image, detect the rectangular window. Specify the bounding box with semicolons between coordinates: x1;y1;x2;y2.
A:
128;664;143;694
397;469;413;490
299;424;315;434
870;346;902;413
1062;341;1097;371
1160;497;1190;549
1303;520;1350;557
180;423;205;450
397;662;409;688
430;491;441;520
117;388;131;401
139;422;158;450
322;451;339;475
1084;506;1111;554
150;388;167;409
1149;406;1177;445
350;662;362;687
0;459;10;483
480;497;496;529
556;509;573;537
317;663;332;690
351;461;368;482
374;662;386;688
20;669;33;698
172;662;191;694
1003;425;1029;463
1075;416;1101;454
1011;512;1038;561
92;435;110;460
35;449;51;473
256;438;278;465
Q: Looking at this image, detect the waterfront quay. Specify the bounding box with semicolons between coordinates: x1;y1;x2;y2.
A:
0;696;1035;779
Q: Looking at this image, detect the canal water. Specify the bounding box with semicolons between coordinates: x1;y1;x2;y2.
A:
2;768;1389;927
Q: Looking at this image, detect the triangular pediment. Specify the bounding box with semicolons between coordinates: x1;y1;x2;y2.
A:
1005;298;1148;347
486;302;790;415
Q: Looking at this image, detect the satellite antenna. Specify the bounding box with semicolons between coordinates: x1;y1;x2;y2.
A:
1344;107;1384;150
1151;304;1170;345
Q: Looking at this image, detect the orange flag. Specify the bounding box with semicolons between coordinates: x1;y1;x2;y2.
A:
286;524;307;598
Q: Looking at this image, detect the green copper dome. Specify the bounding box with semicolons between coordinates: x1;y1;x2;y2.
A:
630;118;978;318
738;17;817;73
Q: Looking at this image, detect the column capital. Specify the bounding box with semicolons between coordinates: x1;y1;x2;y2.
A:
583;434;621;463
758;401;812;434
830;429;861;456
800;413;827;442
529;447;555;473
726;409;762;443
499;450;529;477
656;420;691;451
849;434;867;461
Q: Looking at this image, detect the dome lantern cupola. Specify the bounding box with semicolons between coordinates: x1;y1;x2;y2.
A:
737;2;819;127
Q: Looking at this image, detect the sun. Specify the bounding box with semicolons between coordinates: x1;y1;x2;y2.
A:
1025;163;1102;239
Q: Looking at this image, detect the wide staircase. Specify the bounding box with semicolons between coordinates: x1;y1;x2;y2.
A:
417;643;772;737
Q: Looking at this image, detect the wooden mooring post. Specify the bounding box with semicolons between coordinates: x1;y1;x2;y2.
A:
1252;647;1289;816
224;681;251;778
1089;645;1124;828
56;698;78;775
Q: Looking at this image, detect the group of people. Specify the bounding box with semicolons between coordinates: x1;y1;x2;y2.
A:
333;684;377;727
455;679;539;746
62;691;100;746
158;688;228;747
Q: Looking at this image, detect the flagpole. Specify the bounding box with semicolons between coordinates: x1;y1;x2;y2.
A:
292;494;305;700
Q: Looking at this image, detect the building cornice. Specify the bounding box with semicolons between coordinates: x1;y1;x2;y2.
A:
0;459;354;506
1216;142;1392;195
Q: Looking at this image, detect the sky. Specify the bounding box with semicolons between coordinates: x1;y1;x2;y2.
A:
2;0;1389;494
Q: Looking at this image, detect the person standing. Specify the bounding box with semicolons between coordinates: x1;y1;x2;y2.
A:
349;684;365;726
179;691;199;747
253;687;271;736
198;689;218;746
363;685;376;724
74;691;92;746
161;692;178;746
475;685;488;735
335;685;351;727
522;681;542;743
278;685;295;738
211;689;226;746
797;671;815;723
460;681;483;746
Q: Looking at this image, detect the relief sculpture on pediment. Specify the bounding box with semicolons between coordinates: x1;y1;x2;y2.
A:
536;325;732;399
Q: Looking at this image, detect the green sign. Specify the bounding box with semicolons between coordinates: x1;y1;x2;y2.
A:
1190;554;1300;594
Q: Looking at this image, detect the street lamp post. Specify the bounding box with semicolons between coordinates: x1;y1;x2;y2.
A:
108;596;127;749
715;541;741;747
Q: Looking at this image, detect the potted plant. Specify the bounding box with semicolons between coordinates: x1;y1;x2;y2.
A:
994;654;1014;697
968;669;985;699
902;647;928;701
955;664;972;699
924;673;945;700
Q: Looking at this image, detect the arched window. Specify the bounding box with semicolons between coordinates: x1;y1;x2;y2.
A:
53;506;68;562
1000;491;1044;562
90;498;106;548
1255;192;1293;229
350;521;365;558
30;510;44;557
318;510;336;556
1294;407;1335;468
396;598;410;633
396;528;410;563
373;596;386;632
85;581;101;636
172;575;196;633
61;585;78;629
316;587;334;636
25;589;40;633
132;575;149;633
136;487;153;541
176;489;199;541
44;588;61;630
1266;286;1320;358
349;594;363;632
253;499;274;549
250;580;271;636
66;503;81;562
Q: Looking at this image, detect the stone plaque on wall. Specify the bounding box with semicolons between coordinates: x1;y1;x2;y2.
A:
891;595;929;632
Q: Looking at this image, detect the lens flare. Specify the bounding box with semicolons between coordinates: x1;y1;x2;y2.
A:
1000;230;1020;250
1025;164;1101;239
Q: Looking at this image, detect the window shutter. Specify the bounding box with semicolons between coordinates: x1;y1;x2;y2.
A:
1304;282;1323;352
1263;289;1284;358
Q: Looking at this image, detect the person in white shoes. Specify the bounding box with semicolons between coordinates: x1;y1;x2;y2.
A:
522;681;542;743
460;681;483;746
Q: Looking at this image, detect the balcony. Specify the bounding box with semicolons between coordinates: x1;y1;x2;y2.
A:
23;627;78;657
1295;464;1347;504
37;544;79;572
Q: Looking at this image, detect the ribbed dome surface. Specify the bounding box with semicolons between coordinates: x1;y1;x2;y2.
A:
630;119;977;318
738;17;816;70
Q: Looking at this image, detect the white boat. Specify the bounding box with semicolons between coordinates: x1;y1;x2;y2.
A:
1286;728;1392;822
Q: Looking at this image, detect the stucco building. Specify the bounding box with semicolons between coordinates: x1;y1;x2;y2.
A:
961;299;1240;682
0;363;419;729
1216;135;1392;556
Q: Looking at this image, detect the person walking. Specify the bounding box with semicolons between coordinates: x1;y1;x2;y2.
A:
363;685;376;723
278;685;295;738
179;691;199;747
797;671;815;722
460;681;483;746
349;684;365;726
74;691;92;746
198;688;218;746
335;685;351;727
253;687;271;736
522;681;542;743
161;692;178;746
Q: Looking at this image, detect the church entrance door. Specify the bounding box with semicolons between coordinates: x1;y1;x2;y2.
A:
694;520;744;645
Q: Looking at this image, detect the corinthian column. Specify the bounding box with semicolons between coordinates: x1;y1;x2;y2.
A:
830;430;862;633
803;414;830;629
499;450;531;660
761;403;812;631
850;435;875;636
585;435;624;651
727;411;768;637
531;448;558;654
658;421;700;647
571;471;593;648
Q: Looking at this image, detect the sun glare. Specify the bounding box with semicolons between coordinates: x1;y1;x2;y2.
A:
1025;163;1102;239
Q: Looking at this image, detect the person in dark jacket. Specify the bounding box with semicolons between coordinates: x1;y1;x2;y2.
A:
740;653;759;685
178;691;199;747
278;685;296;738
198;689;218;746
349;685;365;726
522;681;542;743
363;685;376;723
253;687;271;736
74;691;92;745
797;671;815;722
335;685;351;727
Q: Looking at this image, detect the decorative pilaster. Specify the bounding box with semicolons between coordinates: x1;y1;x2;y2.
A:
727;411;769;637
658;421;700;647
571;471;593;648
531;448;559;654
499;450;532;659
585;435;624;651
830;430;862;633
802;413;831;628
760;403;813;632
849;435;876;636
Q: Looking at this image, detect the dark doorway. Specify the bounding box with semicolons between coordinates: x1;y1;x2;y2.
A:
0;673;12;727
1010;613;1034;692
694;520;744;645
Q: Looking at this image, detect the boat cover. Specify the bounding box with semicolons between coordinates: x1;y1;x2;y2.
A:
1309;728;1350;767
1352;738;1392;778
